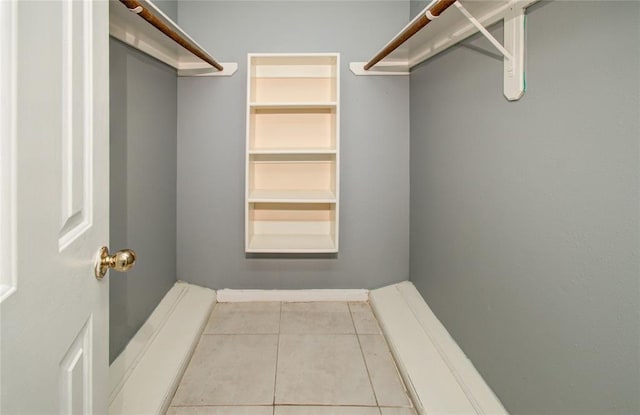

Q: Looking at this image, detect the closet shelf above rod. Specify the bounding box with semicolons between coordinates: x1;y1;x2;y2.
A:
350;0;538;101
363;0;456;71
109;0;237;77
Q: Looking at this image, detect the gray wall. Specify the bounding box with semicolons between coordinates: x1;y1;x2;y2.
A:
154;0;177;21
176;1;410;289
409;2;640;414
109;39;178;362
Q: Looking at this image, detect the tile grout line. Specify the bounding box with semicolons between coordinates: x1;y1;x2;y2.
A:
272;301;283;408
168;304;218;409
175;302;410;413
364;299;415;409
378;331;413;403
170;404;275;408
349;302;381;409
367;302;417;413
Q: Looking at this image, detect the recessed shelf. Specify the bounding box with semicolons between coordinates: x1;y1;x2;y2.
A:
250;55;338;102
248;154;336;201
246;54;340;253
249;149;337;155
249;107;336;151
247;234;337;253
249;102;337;110
246;202;338;253
252;78;337;103
250;153;335;161
248;189;337;203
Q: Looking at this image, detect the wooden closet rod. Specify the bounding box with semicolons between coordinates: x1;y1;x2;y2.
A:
119;0;224;71
364;0;456;70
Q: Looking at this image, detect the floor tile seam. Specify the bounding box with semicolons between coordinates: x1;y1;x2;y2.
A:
168;405;410;411
169;404;275;407
349;302;380;407
356;332;415;410
171;400;277;407
273;302;283;405
348;301;368;335
377;405;414;409
168;404;410;409
199;333;280;336
199;332;362;335
278;301;283;334
274;404;380;407
356;307;414;409
169;314;213;406
370;330;413;403
278;333;357;336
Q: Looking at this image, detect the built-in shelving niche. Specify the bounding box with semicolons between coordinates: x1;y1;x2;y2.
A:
245;54;340;253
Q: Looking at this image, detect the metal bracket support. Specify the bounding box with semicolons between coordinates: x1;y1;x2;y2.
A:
454;1;526;101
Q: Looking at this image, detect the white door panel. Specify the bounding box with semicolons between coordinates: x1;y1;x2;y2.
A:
1;0;110;413
59;0;95;250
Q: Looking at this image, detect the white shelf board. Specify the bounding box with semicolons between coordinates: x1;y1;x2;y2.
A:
109;0;236;76
378;0;536;68
349;61;409;76
247;234;337;253
249;148;337;155
248;189;336;203
250;102;337;110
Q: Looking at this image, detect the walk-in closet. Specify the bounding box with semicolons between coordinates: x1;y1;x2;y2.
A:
1;0;638;414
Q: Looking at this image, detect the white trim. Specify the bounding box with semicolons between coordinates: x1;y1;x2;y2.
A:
108;282;187;401
177;62;238;77
334;53;340;253
453;1;512;60
370;281;508;415
349;61;409;76
216;288;369;303
396;282;508;414
0;0;17;303
248;52;341;58
502;5;526;101
408;0;537;68
108;282;216;415
349;0;535;100
108;0;236;76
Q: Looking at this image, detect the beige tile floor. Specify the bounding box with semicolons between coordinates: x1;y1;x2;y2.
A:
168;302;416;415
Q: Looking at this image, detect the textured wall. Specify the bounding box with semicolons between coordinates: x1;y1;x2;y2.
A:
176;1;411;290
109;39;178;362
409;2;640;414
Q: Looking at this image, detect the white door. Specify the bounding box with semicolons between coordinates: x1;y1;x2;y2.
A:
1;0;110;413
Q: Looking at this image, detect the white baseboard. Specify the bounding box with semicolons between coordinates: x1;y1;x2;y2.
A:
216;288;369;302
370;281;507;415
107;281;503;415
108;281;216;415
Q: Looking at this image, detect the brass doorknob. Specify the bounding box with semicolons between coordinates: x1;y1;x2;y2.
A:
95;246;137;280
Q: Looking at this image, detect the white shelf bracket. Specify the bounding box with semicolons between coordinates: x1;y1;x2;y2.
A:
177;62;238;77
454;1;526;101
349;61;409;76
